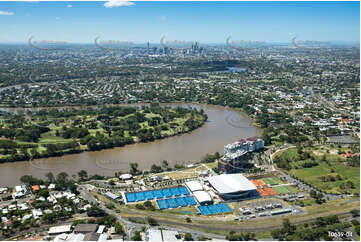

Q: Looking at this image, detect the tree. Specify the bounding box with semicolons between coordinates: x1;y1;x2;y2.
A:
20;175;42;185
185;217;192;223
57;172;69;183
131;231;142;241
87;206;107;217
114;221;125;235
42;213;57;224
162;160;169;170
198;236;210;241
78;170;88;182
351;209;360;217
151;164;163;173
184;233;193;241
147;216;158;226
130;162;139;175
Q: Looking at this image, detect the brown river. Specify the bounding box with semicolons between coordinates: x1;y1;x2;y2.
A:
0;103;262;186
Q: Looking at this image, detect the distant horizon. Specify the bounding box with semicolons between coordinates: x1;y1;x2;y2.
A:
0;1;359;43
0;40;359;45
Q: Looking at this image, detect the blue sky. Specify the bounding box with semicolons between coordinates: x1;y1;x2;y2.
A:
0;1;359;44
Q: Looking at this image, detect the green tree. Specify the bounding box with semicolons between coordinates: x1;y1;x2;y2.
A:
78;170;88;181
131;231;142;241
184;233;193;241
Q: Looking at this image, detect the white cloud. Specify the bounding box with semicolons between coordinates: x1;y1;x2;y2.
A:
160;16;167;21
0;11;14;16
67;5;72;8
104;0;135;8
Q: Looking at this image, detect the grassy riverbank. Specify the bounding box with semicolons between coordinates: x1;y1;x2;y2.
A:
0;105;207;163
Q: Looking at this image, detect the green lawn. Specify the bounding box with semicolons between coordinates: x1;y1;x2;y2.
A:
272;185;298;195
277;147;360;195
262;177;283;186
290;162;359;194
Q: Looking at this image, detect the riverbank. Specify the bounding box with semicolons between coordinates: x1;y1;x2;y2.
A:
0;105;207;164
0;103;262;186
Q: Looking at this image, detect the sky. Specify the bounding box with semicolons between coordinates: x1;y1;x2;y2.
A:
0;1;359;44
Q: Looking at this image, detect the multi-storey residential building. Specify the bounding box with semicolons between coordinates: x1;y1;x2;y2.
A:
218;137;264;173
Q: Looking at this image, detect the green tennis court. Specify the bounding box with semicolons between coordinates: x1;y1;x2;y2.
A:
262;177;282;186
272;186;298;195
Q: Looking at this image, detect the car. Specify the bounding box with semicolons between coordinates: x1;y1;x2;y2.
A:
274;203;282;208
243;209;252;215
265;204;273;209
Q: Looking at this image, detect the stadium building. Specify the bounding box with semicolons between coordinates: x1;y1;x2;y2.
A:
207;174;258;200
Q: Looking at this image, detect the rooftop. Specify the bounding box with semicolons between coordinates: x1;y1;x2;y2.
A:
208;173;257;194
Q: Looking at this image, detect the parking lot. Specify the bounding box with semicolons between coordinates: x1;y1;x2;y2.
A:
231;198;302;221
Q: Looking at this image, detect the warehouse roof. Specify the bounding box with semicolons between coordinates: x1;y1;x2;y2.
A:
66;233;85;241
185;181;203;192
48;225;72;235
208;174;256;194
104;192;120;200
73;224;98;234
84;232;100;241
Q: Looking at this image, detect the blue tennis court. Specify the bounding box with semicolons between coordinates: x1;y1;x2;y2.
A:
163;188;172;198
154;190;164;199
185;196;197;206
218;203;232;213
125;186;191;203
125;193;136;203
168;199;178;208
144;191;154;200
171;187;181;197
179;186;190;195
175;197;187;207
157;199;167;210
136;192;145;201
198;206;211;215
156;196;197;210
198;203;232;215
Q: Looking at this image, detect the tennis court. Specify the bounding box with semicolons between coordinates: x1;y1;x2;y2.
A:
156;196;197;210
125;186;190;203
272;186;298;195
251;179;277;197
262;177;282;186
198;203;232;215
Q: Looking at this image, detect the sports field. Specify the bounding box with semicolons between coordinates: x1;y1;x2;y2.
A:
272;185;298;195
262;177;283;186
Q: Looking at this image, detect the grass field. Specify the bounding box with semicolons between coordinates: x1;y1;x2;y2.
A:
272;185;299;195
276;147;360;195
289;162;360;194
262;177;283;186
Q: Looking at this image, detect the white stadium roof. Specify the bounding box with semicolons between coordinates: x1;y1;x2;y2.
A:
185;181;203;192
193;191;212;204
208;174;256;194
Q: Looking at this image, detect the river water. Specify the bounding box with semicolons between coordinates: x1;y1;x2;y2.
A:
0;103;262;186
